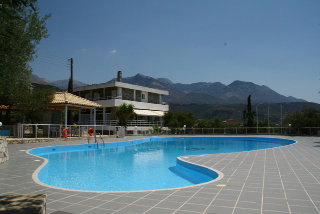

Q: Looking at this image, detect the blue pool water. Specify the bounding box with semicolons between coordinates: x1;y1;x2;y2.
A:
29;137;294;191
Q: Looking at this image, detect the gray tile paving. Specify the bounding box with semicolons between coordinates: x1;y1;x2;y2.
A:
155;200;184;209
0;136;320;213
178;203;208;213
144;207;175;214
82;207;115;214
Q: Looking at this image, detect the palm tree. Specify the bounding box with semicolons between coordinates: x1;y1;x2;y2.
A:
115;103;136;127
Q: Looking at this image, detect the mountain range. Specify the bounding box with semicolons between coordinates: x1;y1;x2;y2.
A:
31;73;305;104
31;73;318;120
110;73;305;104
30;74;87;90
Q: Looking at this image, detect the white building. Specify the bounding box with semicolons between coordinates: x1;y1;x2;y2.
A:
74;71;169;129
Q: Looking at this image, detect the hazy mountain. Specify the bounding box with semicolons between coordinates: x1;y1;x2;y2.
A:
157;78;173;85
30;74;87;90
30;73;317;121
31;73;306;104
112;73;172;90
30;74;50;85
49;79;87;90
31;83;59;91
119;74;306;104
111;73;187;101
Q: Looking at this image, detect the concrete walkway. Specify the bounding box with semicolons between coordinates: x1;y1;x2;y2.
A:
0;136;319;214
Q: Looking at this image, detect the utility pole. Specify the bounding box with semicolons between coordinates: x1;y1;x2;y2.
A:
67;58;73;126
68;58;73;93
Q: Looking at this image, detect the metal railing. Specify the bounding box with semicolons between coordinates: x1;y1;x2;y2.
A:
14;124;116;138
86;96;167;105
87;96;122;101
127;120;162;127
150;127;320;136
2;124;320;138
81;120;163;127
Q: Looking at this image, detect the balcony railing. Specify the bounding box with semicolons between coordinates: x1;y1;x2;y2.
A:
84;96;168;105
86;96;122;101
80;120;163;127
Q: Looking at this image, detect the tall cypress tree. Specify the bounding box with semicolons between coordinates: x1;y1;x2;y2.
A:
246;95;255;127
242;109;247;126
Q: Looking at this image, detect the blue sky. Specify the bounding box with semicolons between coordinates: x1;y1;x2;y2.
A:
31;0;320;103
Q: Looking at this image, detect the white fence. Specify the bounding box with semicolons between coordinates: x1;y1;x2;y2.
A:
2;124;320;138
16;124;116;138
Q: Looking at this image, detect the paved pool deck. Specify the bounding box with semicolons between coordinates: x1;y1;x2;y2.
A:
0;136;319;214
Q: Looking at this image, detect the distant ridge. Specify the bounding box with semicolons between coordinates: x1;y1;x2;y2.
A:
31;73;319;121
118;73;306;104
31;73;306;104
49;79;87;90
30;74;50;85
30;74;87;90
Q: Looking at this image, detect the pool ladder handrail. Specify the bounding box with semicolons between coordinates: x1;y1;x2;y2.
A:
95;134;105;149
87;134;104;149
99;134;105;148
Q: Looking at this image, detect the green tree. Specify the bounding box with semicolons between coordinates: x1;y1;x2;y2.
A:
245;95;255;127
18;87;55;123
0;0;50;124
242;109;247;126
114;103;136;127
163;110;195;128
194;118;222;128
284;108;320;129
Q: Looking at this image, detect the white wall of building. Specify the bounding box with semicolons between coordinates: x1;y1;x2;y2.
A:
96;99;169;111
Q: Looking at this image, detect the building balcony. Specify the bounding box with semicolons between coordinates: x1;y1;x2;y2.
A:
79;120;163;127
95;98;169;112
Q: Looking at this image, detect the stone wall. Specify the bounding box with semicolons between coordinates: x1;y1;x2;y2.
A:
0;138;9;164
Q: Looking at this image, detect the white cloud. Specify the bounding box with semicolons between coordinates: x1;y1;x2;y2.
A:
81;48;87;52
109;49;117;54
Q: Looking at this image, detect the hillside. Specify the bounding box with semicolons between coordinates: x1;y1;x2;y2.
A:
49;79;87;90
32;73;306;104
31;83;59;91
118;73;305;104
31;73;318;121
171;102;320;122
30;74;87;90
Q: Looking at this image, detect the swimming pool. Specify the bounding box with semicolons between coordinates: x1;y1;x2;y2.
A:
29;137;294;191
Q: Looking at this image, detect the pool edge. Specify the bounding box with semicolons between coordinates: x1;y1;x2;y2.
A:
27;136;296;193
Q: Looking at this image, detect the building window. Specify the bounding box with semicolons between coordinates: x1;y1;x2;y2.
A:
141;92;148;102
